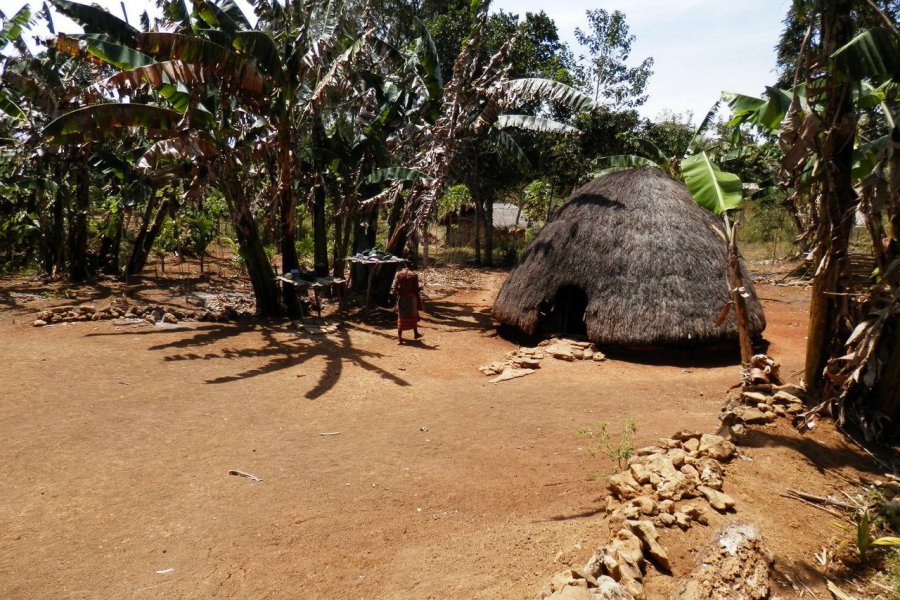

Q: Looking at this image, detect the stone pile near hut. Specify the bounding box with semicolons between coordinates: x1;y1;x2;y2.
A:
538;431;744;599
480;338;606;382
31;301;253;327
719;384;807;434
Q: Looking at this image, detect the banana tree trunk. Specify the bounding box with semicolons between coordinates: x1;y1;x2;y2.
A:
386;193;407;256
68;150;91;282
803;0;857;396
311;115;329;276
873;316;900;421
48;161;66;277
97;200;123;276
726;231;753;363
221;173;280;318
127;196;169;277
277;125;302;317
484;195;494;267
473;194;482;264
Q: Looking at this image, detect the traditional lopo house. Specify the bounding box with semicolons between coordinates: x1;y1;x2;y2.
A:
492;167;766;346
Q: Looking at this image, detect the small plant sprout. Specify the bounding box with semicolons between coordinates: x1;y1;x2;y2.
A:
578;419;637;473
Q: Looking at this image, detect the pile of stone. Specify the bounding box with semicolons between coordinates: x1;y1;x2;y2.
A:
538;432;741;599
719;384;806;435
605;432;738;528
670;522;774;600
31;302;253;327
742;354;782;386
540;338;606;362
480;338;606;383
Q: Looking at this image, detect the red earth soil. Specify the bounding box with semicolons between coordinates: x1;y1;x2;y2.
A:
0;266;890;599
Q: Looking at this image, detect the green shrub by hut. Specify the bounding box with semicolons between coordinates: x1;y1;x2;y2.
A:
492;167;766;346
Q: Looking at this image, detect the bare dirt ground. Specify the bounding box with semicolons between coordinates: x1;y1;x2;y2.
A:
0;265;889;599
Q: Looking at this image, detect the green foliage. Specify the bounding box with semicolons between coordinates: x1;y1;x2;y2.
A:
438;184;472;219
886;548;900;599
739;199;796;245
574;9;653;108
578;419;637;473
520;178;556;223
681;151;743;217
295;236;315;264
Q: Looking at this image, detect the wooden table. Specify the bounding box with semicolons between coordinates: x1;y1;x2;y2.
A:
276;274;346;318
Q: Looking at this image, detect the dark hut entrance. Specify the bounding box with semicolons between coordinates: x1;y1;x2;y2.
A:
539;285;588;337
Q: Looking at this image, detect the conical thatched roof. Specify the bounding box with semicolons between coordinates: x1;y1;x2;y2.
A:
492;167;766;346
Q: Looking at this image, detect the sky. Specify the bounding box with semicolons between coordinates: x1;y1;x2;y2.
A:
2;0;791;123
491;0;791;122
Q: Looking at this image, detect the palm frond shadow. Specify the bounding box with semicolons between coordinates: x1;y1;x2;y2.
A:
85;321;411;399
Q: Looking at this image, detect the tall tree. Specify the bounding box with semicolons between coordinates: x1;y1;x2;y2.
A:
574;9;653;108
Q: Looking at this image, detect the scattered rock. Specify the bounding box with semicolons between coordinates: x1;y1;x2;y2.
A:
680;503;710;525
697;434;736;462
735;407;776;425
682;437;700;453
772;390;802;406
488;367;537;383
162;312;178;324
546;586;592;600
672;430;702;441
740;391;769;404
626;520;670;572
631;496;657;516
32;319;47;327
592;576;635;599
680;463;700;480
603;529;645;598
609;471;642;500
667;448;688;468
657;513;676;527
697;485;736;512
697;459;724;491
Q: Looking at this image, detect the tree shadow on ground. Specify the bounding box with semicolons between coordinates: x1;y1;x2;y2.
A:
422;299;495;334
85;320;410;399
738;429;893;476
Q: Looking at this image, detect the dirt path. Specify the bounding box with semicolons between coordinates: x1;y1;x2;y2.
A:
0;271;870;598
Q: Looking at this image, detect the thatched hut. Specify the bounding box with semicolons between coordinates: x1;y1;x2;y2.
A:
492;167;766;346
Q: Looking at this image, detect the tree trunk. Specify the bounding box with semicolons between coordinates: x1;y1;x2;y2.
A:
484;195;494;267
311;115;329;276
873;316;900;422
127;196;169;277
386;193;407;256
68;151;91;282
726;230;753;364
221;172;280;317
44;179;64;276
804;0;857;396
473;194;482;264
278;125;302;317
352;207;377;291
97;203;123;275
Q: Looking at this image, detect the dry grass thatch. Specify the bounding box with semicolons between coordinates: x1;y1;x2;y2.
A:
492;167;766;346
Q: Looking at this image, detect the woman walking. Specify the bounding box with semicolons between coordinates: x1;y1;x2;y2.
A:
391;266;423;345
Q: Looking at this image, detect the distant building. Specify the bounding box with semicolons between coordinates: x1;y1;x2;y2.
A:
439;202;531;248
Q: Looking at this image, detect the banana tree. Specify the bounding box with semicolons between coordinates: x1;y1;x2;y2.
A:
377;4;596;262
744;0;900;434
681;151;753;362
